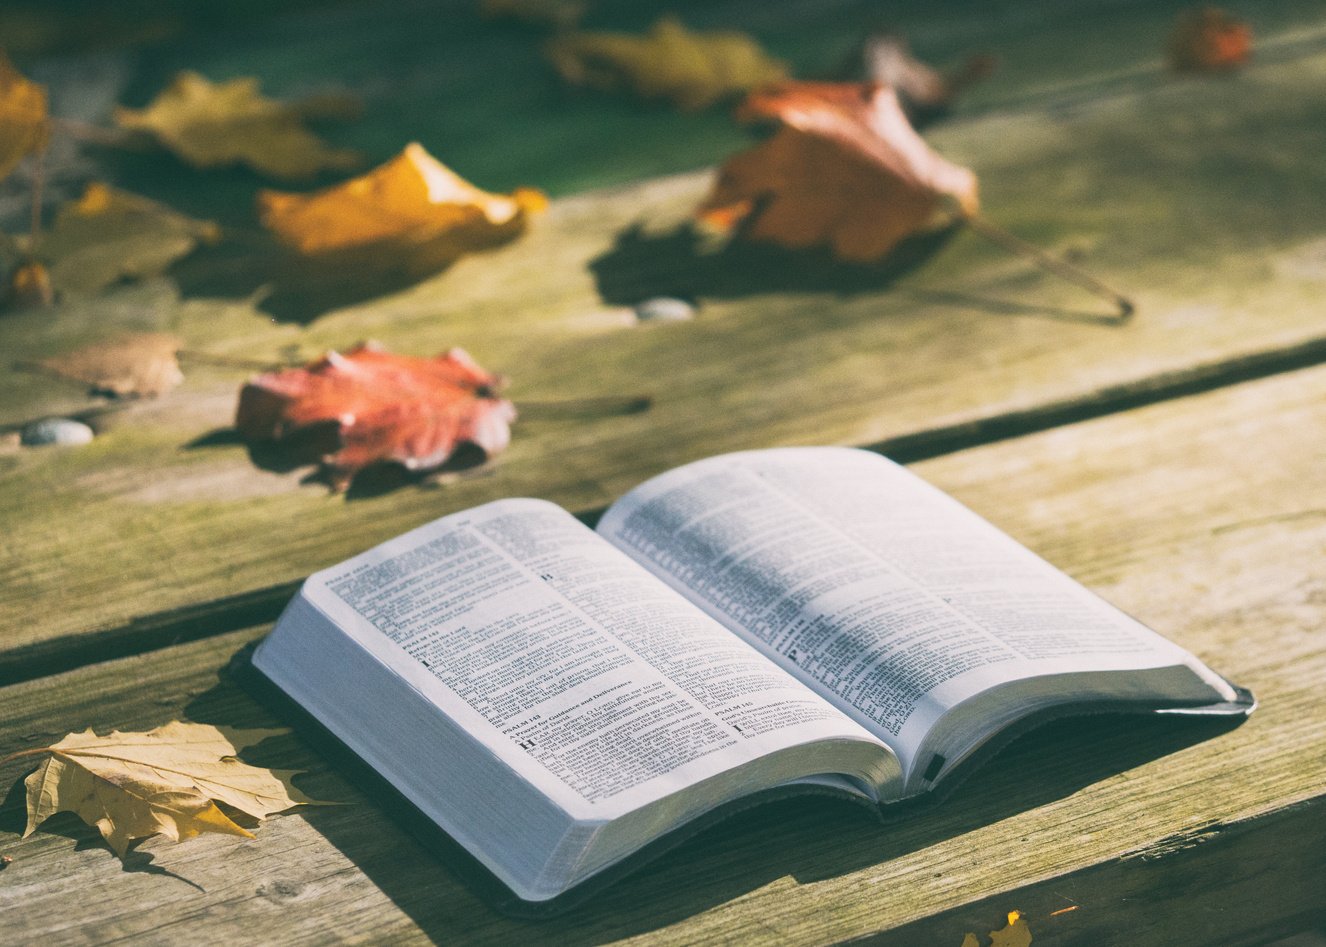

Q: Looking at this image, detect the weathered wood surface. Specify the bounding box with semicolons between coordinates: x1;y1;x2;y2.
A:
5;27;1326;676
3;363;1324;944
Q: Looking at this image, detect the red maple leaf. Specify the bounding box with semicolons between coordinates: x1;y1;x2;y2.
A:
236;342;516;490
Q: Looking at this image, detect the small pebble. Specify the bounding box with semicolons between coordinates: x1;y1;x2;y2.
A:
20;417;95;447
633;296;695;323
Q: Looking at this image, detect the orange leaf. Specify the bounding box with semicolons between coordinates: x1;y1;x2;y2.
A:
235;342;516;491
1168;7;1252;73
0;50;48;181
256;143;546;274
699;81;978;262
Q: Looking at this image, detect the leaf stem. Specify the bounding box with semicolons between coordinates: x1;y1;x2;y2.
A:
0;747;52;766
964;212;1135;323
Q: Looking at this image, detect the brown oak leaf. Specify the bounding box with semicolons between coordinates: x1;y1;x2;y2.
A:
546;17;787;110
1;722;317;857
115;71;361;179
38;332;184;398
256;142;547;276
1168;7;1252;72
236;342;516;491
0;50;47;181
699;81;978;262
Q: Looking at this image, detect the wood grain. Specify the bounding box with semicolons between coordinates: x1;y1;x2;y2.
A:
5;35;1326;671
2;363;1323;944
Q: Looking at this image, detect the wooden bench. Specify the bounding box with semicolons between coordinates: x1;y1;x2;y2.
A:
3;2;1325;942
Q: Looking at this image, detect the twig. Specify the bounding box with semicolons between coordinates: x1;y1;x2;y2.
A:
963;212;1135;323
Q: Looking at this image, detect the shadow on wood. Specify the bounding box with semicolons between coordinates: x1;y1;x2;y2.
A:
0;772;205;890
588;221;1127;324
588;222;960;308
185;427;492;498
198;638;1244;943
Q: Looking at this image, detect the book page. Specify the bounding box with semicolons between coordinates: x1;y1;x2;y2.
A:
597;448;1230;776
300;498;892;818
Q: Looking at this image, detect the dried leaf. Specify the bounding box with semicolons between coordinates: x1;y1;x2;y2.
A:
236;342;517;490
0;50;47;181
1168;7;1252;72
34;182;219;297
699;81;978;262
257;142;547;275
546;17;788;110
39;332;184;398
2;721;316;857
989;910;1033;947
115;71;362;179
859;34;996;125
960;910;1033;947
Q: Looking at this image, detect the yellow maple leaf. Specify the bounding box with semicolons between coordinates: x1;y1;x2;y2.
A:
257;142;547;273
2;721;319;856
0;50;48;181
546;17;788;110
115;71;361;180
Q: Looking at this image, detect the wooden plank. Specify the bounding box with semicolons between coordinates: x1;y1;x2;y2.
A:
2;363;1324;943
5;32;1326;673
855;797;1326;946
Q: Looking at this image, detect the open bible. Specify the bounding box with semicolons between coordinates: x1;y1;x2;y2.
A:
252;447;1253;906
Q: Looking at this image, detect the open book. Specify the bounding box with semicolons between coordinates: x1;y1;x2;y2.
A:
253;447;1253;906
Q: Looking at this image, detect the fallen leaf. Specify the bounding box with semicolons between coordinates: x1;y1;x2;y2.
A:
960;910;1033;947
115;71;362;179
1;721;316;857
1168;7;1252;72
699;81;978;262
33;182;219;297
236;342;517;490
481;0;587;30
546;17;788;110
858;34;996;125
989;910;1033;947
38;332;184;398
257;142;547;275
0;50;48;181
